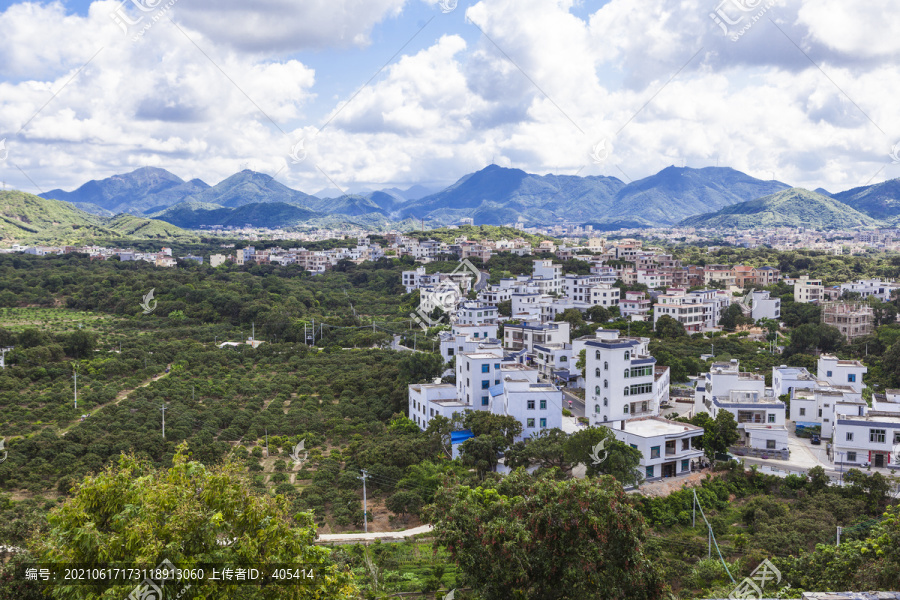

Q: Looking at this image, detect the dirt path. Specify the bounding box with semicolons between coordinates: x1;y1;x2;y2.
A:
60;366;171;436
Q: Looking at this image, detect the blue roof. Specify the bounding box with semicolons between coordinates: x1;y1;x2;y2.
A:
450;430;474;444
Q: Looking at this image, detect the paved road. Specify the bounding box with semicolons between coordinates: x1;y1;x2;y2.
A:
562;389;585;417
316;525;433;544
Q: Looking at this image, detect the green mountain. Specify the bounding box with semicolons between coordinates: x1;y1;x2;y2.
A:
832;178;900;222
680;188;881;229
0;191;195;245
186;170;318;208
151;200;320;229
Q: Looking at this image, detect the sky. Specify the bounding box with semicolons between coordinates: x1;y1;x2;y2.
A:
1;0;900;197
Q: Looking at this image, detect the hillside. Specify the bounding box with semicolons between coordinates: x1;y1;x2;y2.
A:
152;200;320;229
415;225;556;246
602;166;791;227
41;167;209;215
832;178;900;222
185;170;318;208
0;191;195;244
680;188;881;229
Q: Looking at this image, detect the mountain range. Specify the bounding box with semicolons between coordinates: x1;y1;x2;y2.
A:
32;165;900;231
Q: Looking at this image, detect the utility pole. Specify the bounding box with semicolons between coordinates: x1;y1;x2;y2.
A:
73;367;78;410
161;404;166;439
358;470;370;533
192;386;195;402
837;526;842;546
265;428;269;458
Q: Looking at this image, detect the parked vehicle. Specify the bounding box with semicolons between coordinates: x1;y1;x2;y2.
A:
811;434;821;445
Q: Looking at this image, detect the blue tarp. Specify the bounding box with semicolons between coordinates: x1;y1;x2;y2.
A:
450;430;474;445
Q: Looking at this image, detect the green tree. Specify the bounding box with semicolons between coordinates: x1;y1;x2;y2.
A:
558;308;585;329
685;411;739;459
564;426;643;485
386;490;423;522
655;315;687;339
505;428;572;473
586;305;610;323
29;445;355;599
428;469;667;600
63;330;96;359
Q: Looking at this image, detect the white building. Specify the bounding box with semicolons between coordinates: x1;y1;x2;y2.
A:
456;349;506;409
503;321;571;353
694;360;766;416
839;278;900;302
817;355;867;394
621;291;651;321
438;324;501;363
791;386;866;439
489;376;563;442
456;301;499;325
532;343;573;380
584;330;659;427
772;365;817;398
749;290;781;321
531;259;562;295
611;417;705;480
654;288;731;332
873;390;900;414
708;390;788;451
793;276;824;304
408;383;468;430
832;413;900;468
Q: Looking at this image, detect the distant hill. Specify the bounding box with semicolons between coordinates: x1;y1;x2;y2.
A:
832;178;900;222
184;170;318;209
0;191;195;244
680;188;881;229
41;167;209;215
151;201;320;229
602;166;791;227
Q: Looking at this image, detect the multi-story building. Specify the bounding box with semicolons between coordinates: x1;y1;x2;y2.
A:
749;290;781;321
754;266;781;286
772;365;818;398
456;301;499;325
531;259;562;295
694;360;766;415
817;355;867;394
621;291;651;320
831;413;900;469
438;324;500;363
793;276;824;303
209;254;229;267
708;390;788;451
503;321;571;352
584;330;659;427
611;417;705;480
456;349;506;409
792;386;866;439
488;375;563;442
821;302;874;341
839;278;900;302
653;288;731;332
532;343;573;379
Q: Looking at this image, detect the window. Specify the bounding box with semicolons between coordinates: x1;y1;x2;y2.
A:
623;404;630;414
495;364;500;370
646;465;654;478
870;428;886;443
595;350;602;360
630;443;638;449
595;385;602;395
847;451;857;462
641;401;648;412
560;356;567;362
604;379;608;389
481;380;490;389
766;440;776;449
624;351;630;360
495;379;500;385
596;368;602;377
595;404;600;413
682;439;690;451
767;414;776;423
481;364;490;373
818;409;822;417
847;374;856;383
627;383;653;395
604;361;608;370
681;459;690;472
799;408;806;416
650;446;660;459
895;432;900;444
603;397;608;407
846;432;853;442
527;400;535;410
624;387;630;396
826;370;832;377
527;418;535;428
624;369;630;378
448;348;454;356
539;418;547;428
627;366;653;378
540;400;547;410
473;333;479;339
466;362;470;371
481;396;489;406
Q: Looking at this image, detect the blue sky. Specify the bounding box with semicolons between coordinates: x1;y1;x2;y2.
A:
1;0;899;195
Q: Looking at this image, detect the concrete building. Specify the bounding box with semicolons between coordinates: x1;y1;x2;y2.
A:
792;386;866;439
611;417;705;480
821;302;874;341
531;259;562;295
832;413;900;468
694;360;766;416
489;376;563;441
503;321;571;352
408;383;467;430
209;254;229;267
584;330;659;427
839;278;900;302
793;276;824;303
749;290;781;321
772;365;817;398
817;355;867;394
456;301;499;325
653;288;731;332
621;291;651;321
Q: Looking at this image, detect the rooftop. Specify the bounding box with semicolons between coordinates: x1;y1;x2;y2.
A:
620;417;704;438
